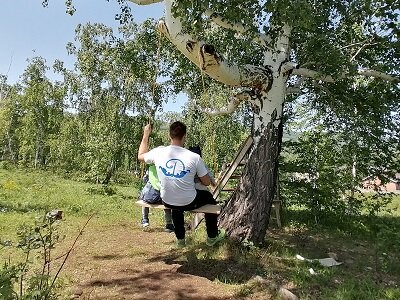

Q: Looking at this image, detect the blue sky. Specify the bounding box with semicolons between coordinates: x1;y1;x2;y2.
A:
0;0;185;112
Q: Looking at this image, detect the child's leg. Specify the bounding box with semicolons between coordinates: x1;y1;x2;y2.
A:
141;207;150;227
164;209;174;232
164;209;173;225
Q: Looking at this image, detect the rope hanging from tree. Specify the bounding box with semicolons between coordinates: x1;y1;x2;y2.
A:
197;53;220;174
140;30;162;179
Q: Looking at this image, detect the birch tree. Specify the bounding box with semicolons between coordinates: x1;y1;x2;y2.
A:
122;0;400;244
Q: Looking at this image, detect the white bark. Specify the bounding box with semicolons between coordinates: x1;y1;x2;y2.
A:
203;97;242;116
154;0;272;88
203;89;252;115
252;71;286;140
248;24;291;141
276;24;291;61
293;67;399;83
292;68;336;83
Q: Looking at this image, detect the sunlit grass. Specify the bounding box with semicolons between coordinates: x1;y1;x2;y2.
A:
1;167;399;299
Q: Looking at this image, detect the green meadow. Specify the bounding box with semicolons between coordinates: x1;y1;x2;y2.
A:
1;168;399;299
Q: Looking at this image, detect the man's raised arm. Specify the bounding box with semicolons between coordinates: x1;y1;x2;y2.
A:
138;124;152;161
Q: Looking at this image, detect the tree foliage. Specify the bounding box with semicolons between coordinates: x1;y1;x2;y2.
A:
2;0;399;229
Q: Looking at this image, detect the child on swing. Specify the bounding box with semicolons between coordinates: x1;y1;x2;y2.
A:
188;145;217;190
139;164;175;232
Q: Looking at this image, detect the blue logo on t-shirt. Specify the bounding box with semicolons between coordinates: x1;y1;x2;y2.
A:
159;159;190;178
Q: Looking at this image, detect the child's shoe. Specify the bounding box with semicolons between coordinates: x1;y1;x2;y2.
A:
164;223;175;233
141;219;149;228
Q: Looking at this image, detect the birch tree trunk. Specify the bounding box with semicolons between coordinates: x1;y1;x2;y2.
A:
219;71;286;244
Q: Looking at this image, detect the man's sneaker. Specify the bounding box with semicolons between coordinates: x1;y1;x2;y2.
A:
164;223;175;233
206;229;226;246
141;219;149;228
176;238;186;248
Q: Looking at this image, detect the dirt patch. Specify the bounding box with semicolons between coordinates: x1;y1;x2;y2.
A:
61;223;238;300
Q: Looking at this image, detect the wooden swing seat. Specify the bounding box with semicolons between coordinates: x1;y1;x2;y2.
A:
136;200;221;214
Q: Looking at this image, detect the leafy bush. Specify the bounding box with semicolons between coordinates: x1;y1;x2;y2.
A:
112;170;140;186
280;131;396;220
0;213;64;300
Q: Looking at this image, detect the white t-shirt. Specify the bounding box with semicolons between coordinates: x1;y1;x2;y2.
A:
143;145;208;206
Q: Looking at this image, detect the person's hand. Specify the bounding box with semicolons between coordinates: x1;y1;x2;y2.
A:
143;123;152;136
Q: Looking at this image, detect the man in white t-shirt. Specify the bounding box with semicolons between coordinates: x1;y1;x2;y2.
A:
138;121;225;248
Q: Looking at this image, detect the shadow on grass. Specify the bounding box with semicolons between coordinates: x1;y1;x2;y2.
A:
146;240;262;284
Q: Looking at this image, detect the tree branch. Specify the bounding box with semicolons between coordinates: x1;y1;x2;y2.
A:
350;42;378;62
128;0;163;5
154;0;272;88
286;77;304;95
292;68;335;82
204;9;271;46
286;87;303;95
202;89;251;115
358;69;399;82
292;67;399;83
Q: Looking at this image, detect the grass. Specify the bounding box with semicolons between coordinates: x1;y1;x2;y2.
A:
1;167;400;299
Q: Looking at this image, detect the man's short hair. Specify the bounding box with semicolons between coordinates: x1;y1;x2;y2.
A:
169;121;187;139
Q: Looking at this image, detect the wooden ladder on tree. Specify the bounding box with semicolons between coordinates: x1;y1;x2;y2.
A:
212;136;253;200
191;136;282;230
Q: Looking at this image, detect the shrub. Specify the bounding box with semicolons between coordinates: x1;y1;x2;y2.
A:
0;212;64;300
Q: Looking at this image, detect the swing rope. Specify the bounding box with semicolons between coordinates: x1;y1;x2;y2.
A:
197;53;219;174
149;30;163;123
140;30;163;179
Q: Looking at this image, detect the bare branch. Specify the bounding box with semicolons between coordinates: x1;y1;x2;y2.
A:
292;67;399;83
202;89;251;115
292;68;335;82
286;76;304;95
340;40;369;50
128;0;163;5
350;42;379;62
204;9;271;46
358;69;399;82
286;87;303;95
281;62;298;75
47;214;94;297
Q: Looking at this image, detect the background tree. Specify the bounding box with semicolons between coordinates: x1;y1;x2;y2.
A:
0;76;22;163
53;21;172;182
0;21;174;183
17;57;65;168
281;80;400;220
